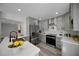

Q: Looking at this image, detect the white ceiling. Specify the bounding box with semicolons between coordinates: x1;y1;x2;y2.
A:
0;3;70;20
0;18;21;24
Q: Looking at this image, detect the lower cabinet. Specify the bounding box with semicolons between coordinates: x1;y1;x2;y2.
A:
56;37;62;49
39;34;46;43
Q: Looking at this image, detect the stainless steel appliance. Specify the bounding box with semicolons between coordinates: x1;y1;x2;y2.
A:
29;24;40;45
46;34;56;47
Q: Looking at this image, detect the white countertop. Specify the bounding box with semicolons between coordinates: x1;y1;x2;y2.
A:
61;37;79;56
40;30;64;37
18;35;27;38
39;33;47;35
61;37;79;45
40;32;57;35
0;37;40;56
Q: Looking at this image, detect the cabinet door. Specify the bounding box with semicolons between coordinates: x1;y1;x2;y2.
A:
43;20;48;31
72;4;79;31
56;17;63;30
56;37;61;49
41;35;46;43
62;13;70;30
39;20;48;31
56;43;61;49
0;21;1;35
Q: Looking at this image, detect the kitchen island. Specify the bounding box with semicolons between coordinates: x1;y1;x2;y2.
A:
0;37;40;56
61;37;79;56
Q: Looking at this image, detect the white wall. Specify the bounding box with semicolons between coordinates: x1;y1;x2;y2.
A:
1;23;18;37
21;19;29;36
0;12;27;36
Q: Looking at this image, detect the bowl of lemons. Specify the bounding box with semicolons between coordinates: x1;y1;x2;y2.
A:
13;40;24;46
8;38;25;48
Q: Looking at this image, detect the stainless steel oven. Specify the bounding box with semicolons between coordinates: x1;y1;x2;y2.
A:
46;35;56;46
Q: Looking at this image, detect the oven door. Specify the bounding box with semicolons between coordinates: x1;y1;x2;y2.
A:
46;35;56;46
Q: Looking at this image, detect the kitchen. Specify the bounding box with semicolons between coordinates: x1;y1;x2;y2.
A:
0;3;79;56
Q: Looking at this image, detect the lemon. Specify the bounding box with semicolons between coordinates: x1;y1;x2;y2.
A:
19;41;24;46
13;41;19;46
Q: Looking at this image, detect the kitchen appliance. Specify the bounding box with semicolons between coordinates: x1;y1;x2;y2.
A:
29;24;40;45
46;34;56;47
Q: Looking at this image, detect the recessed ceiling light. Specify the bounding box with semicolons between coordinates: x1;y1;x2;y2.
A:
56;12;58;14
17;9;21;11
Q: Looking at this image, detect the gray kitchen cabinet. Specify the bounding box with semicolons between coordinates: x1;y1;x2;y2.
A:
56;37;62;49
43;20;48;31
71;4;79;31
0;21;1;35
48;18;57;30
34;20;39;25
38;21;43;31
48;18;54;24
39;20;48;32
62;13;71;30
56;12;71;31
56;16;63;30
39;34;46;43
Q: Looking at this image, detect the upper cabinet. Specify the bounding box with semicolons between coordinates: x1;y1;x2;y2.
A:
0;21;1;35
55;4;79;31
56;16;63;30
71;4;79;31
62;13;71;30
47;12;71;31
48;18;55;25
48;18;57;30
55;12;71;31
39;20;48;32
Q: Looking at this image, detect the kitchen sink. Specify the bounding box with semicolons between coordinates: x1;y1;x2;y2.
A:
8;38;25;48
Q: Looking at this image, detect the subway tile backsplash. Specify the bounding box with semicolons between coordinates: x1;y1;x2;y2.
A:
63;30;79;36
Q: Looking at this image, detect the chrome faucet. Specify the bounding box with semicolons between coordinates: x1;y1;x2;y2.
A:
9;31;18;42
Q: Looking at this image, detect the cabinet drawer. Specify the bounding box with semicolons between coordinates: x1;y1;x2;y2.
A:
56;42;61;49
56;38;61;42
56;40;61;44
56;44;61;49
